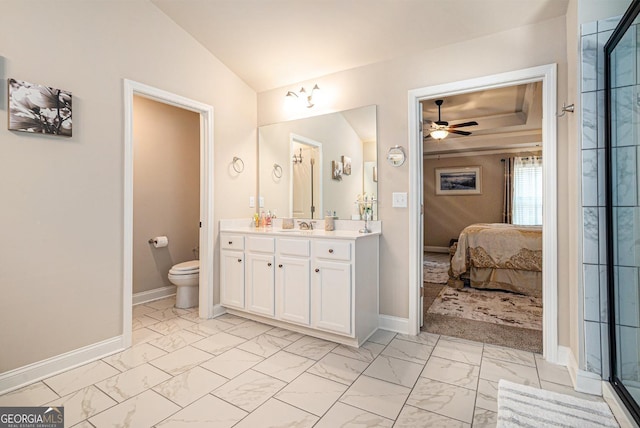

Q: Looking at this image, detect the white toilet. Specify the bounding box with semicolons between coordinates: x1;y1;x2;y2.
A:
168;260;199;309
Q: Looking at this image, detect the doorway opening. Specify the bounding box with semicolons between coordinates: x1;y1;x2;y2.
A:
421;84;544;353
123;80;214;347
290;134;323;219
408;64;560;363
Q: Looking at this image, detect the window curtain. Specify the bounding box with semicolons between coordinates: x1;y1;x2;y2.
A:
502;157;515;223
512;156;543;225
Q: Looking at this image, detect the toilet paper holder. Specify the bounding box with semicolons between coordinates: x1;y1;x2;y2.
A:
148;236;169;248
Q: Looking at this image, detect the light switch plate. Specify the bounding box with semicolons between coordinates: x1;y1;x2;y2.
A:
392;192;407;208
249;196;255;208
259;196;265;208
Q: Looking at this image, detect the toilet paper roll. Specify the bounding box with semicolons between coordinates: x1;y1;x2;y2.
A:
152;236;168;248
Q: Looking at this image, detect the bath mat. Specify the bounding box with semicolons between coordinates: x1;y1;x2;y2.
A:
427;286;542;330
423;260;449;284
497;379;618;427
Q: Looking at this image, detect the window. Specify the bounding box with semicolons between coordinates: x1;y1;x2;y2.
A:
512;156;542;225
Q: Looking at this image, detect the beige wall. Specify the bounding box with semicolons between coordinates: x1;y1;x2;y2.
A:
0;0;256;372
424;153;525;248
133;96;200;294
258;16;570;342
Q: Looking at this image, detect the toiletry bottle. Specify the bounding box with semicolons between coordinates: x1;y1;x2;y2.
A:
253;213;259;227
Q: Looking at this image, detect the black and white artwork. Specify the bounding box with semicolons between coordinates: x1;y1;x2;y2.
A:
8;78;72;137
332;160;343;180
436;166;481;195
342;155;352;175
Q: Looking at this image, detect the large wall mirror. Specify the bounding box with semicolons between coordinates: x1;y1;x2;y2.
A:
258;105;377;220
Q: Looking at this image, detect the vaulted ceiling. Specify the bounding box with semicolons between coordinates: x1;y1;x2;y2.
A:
151;1;561;152
151;0;569;93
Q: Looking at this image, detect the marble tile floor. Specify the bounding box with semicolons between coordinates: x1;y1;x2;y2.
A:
0;296;607;427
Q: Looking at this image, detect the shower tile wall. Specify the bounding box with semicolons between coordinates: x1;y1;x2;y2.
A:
580;15;621;379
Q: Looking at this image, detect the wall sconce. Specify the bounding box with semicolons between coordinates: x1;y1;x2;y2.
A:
285;84;321;108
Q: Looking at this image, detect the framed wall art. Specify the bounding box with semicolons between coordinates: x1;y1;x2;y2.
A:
8;78;72;137
435;166;481;195
342;155;352;175
332;160;343;180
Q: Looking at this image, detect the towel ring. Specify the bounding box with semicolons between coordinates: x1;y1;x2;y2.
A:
273;163;283;179
232;156;245;173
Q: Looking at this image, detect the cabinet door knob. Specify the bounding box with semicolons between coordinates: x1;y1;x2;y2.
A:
237;258;242;262
278;264;283;268
328;249;334;253
315;268;320;273
228;241;233;245
267;262;272;267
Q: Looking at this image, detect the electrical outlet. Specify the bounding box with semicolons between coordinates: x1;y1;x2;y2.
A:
392;192;407;208
249;196;255;208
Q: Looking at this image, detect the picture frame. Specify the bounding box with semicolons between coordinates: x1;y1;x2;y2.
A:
332;160;343;180
342;155;352;175
8;78;72;137
435;166;481;195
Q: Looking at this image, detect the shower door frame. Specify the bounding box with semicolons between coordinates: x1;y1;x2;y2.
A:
605;0;640;423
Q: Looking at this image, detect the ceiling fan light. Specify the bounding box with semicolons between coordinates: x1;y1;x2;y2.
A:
430;129;449;140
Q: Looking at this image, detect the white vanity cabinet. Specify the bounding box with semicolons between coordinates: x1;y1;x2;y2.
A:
220;234;245;310
276;239;311;326
312;240;352;335
245;236;276;317
219;228;379;347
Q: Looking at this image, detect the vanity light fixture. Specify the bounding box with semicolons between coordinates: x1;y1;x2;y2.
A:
292;148;303;164
285;84;321;108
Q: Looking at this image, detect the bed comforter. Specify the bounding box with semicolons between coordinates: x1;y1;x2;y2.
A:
450;223;542;297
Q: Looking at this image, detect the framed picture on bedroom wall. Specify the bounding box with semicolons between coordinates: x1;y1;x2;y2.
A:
435;166;481;195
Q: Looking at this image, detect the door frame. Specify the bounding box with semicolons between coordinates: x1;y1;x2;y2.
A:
407;64;560;363
289;133;323;219
123;79;215;347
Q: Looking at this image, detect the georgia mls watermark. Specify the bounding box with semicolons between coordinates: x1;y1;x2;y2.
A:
0;407;64;428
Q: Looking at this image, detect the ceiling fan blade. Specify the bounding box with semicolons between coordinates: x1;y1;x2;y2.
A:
448;121;479;129
449;129;472;136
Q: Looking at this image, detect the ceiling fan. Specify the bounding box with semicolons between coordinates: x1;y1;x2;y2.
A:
424;99;478;140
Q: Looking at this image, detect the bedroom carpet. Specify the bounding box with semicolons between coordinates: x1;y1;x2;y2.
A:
422;284;542;353
422;259;450;284
428;286;542;331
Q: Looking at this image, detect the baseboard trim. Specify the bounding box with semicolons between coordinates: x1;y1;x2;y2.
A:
566;346;602;396
132;286;176;306
0;336;125;395
424;246;450;253
212;304;227;318
378;314;410;334
556;345;570;366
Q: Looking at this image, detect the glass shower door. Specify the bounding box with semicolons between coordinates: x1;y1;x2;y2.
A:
606;2;640;423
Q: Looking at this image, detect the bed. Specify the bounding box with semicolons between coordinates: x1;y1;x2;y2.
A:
449;223;542;297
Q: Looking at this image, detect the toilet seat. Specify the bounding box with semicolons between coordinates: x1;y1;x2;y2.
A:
169;260;199;276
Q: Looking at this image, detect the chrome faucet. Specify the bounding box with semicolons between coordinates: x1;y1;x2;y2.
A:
298;221;316;230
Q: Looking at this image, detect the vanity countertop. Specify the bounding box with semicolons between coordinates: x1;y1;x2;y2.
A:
219;218;381;240
220;226;380;239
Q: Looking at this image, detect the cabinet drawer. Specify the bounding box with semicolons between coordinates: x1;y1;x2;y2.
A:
221;234;244;250
248;236;275;253
278;238;310;257
314;240;351;261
